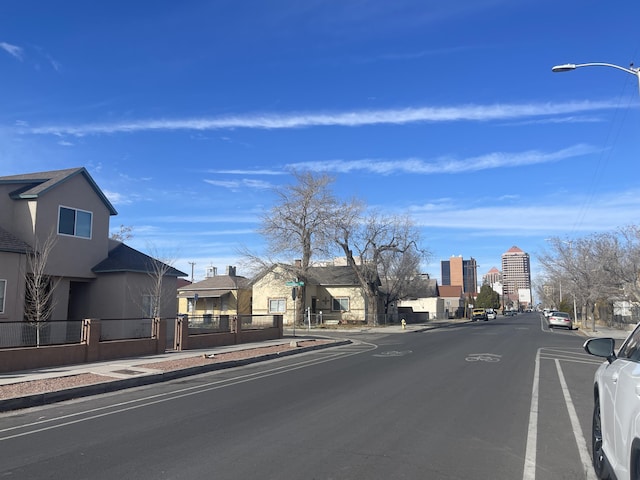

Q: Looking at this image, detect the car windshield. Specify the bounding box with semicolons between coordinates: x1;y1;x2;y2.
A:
553;312;569;318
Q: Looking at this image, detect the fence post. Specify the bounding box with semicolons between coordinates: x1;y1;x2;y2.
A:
84;319;101;362
232;316;239;344
153;317;167;354
175;315;189;351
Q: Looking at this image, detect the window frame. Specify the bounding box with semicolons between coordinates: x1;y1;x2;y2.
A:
332;297;350;312
57;205;93;239
618;326;640;362
268;298;286;314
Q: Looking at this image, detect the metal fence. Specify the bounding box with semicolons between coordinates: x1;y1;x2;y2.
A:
0;320;84;348
239;315;278;330
186;314;231;334
185;314;278;333
100;318;154;341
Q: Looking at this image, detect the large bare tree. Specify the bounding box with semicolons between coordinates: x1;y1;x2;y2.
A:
334;207;423;325
539;236;605;328
254;171;340;322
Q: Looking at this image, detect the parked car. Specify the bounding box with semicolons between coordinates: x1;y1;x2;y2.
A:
486;309;497;320
584;324;640;480
504;310;516;316
548;311;572;330
471;308;487;321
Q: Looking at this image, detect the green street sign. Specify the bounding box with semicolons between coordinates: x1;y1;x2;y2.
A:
285;281;304;287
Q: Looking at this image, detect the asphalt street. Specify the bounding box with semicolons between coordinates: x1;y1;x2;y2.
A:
0;312;620;479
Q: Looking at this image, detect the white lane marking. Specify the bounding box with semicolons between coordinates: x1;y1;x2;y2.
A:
523;348;540;480
554;359;597;480
465;353;501;362
0;342;377;440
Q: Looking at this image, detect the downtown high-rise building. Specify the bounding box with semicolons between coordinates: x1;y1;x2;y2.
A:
441;255;478;295
501;246;532;307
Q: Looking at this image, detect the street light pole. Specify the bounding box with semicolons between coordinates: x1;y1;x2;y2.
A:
551;62;640;95
551;61;640;329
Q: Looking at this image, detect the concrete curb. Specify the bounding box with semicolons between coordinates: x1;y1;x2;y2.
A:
0;339;352;412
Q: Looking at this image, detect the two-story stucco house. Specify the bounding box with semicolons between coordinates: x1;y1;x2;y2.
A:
0;167;186;331
251;262;377;325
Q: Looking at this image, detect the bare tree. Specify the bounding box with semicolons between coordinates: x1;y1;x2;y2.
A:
142;244;180;319
110;225;134;241
378;234;429;318
539;236;604;328
591;226;640;302
334;208;423;325
24;232;61;346
252;171;340;322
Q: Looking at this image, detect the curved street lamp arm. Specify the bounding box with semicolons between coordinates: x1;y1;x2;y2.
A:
551;62;640;95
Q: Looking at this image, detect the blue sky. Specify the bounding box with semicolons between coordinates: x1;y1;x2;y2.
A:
2;1;640;284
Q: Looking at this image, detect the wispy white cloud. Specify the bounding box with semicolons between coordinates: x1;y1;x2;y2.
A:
206;169;286;176
0;41;24;61
287;144;600;175
23;100;620;137
103;189;133;206
407;187;640;233
203;178;274;190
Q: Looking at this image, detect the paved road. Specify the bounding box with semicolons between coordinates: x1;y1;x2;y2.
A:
0;312;609;479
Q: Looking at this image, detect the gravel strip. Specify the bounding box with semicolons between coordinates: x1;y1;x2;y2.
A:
0;340;329;400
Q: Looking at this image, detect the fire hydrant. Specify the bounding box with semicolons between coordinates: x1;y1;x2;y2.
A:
401;318;406;330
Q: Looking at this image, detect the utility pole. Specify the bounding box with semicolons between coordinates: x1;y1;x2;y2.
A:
188;262;196;283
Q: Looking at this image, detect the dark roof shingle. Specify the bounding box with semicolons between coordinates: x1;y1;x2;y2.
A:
0;226;32;254
93;241;187;277
0;167;117;215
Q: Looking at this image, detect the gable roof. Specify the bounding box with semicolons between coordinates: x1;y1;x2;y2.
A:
178;274;250;292
92;240;187;277
0;167;118;216
251;263;365;287
306;265;362;286
0;226;32;254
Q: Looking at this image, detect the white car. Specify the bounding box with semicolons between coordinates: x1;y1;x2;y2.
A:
548;311;572;330
486;309;497;320
584;323;640;480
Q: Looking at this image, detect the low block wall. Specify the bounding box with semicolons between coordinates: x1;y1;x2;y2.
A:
174;316;283;351
0;316;283;373
0;344;86;373
0;319;166;373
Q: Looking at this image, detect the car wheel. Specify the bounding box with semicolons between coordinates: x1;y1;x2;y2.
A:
592;396;610;479
633;447;640;480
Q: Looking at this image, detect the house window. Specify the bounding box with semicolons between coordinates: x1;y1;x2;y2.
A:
142;295;158;318
332;297;350;312
58;206;92;239
0;279;5;314
269;298;286;313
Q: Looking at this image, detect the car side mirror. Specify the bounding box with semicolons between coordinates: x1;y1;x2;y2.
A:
583;337;617;364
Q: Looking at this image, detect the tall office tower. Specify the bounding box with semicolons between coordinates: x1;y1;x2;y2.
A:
483;267;502;286
441;255;478;295
501;246;532;307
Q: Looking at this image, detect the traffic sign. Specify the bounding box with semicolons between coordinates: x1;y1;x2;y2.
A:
285;281;304;287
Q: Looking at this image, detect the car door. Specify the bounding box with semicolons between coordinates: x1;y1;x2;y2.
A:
610;326;640;474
